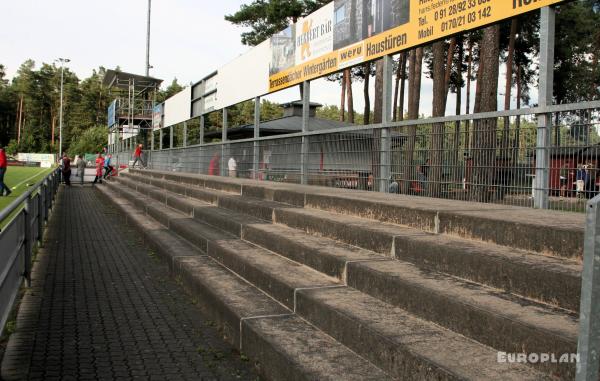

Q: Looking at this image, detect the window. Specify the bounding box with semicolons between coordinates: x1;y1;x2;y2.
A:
335;5;346;24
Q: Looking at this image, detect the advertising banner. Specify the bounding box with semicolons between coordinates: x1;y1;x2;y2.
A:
268;0;567;92
17;153;55;167
164;87;192;127
107;100;116;127
152;104;163;130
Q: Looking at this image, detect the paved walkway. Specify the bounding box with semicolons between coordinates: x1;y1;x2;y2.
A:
1;186;259;381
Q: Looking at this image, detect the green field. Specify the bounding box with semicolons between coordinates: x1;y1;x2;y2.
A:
0;166;55;214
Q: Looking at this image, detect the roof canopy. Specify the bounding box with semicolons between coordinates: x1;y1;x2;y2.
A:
103;69;163;90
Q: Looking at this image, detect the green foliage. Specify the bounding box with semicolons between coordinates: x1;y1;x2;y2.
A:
225;0;330;46
67;125;107;156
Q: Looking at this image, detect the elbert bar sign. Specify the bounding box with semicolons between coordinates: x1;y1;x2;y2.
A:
268;0;566;92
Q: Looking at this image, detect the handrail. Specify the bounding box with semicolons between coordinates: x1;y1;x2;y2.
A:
0;169;57;225
0;167;61;336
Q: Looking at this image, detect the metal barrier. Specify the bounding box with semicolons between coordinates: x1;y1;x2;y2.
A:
0;168;60;336
143;100;600;213
577;194;600;380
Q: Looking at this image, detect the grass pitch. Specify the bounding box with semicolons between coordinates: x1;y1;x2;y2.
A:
0;166;55;216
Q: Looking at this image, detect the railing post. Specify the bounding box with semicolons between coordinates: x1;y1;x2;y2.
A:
23;196;33;286
577;194;600;380
150;128;155;151
200;115;205;146
200;115;205;174
301;81;310;185
534;6;555;209
38;181;46;243
169;125;174;149
380;54;393;193
253;96;261;180
222;108;228;177
183;120;188;148
160;128;164;150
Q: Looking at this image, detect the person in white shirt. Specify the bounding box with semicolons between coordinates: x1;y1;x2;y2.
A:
228;157;237;178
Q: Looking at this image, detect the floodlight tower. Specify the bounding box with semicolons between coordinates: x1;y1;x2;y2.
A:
145;0;151;76
55;58;70;157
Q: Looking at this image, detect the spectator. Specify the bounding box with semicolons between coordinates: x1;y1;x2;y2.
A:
576;164;587;198
0;146;12;196
62;153;72;186
208;154;219;176
92;153;104;185
228;157;237;178
132;144;145;168
76;155;86;185
104;154;114;180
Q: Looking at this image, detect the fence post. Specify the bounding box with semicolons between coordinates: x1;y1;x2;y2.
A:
200;115;205;174
301;81;311;185
183;120;188;148
38;181;45;243
169;125;174;149
23;196;33;287
534;6;555;209
576;194;600;380
380;54;393;193
160;128;164;150
253;96;261;180
222;108;228;177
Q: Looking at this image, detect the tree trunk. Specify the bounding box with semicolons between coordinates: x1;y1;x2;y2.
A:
512;66;522;166
472;25;500;202
430;40;448;197
340;71;347;122
363;63;371;125
398;53;407;121
346;70;354;123
393;53;403;121
465;38;473;151
17;95;24;143
372;59;384;191
401;48;423;194
444;37;457;108
502;19;518;152
453;36;464;182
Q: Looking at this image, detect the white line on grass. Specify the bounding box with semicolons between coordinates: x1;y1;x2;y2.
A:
11;171;48;190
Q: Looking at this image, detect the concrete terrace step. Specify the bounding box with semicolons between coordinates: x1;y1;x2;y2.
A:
273;206;581;311
109;180;341;310
130;168;584;259
103;183;549;381
347;260;578;379
295;286;550;381
119;172;581;312
97;185;392;381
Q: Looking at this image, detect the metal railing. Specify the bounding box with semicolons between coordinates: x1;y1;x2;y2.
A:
143;100;600;213
0;168;60;336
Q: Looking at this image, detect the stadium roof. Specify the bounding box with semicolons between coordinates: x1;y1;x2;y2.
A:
102;69;163;90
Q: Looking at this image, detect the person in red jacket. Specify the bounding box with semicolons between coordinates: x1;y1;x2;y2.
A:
92;153;105;185
132;143;145;168
208;153;219;176
0;147;12;196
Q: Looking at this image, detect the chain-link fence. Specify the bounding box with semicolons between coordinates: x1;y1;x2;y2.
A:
136;102;600;213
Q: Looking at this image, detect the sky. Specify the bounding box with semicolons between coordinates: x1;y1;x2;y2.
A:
0;0;533;119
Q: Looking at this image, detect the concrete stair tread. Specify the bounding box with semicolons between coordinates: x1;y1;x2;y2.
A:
242;223;388;280
106;179;393;380
241;314;392;381
349;259;578;340
125;171;300;217
296;286;550;381
275;205;581;310
277;206;579;271
132;169;583;258
113;178;342;309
